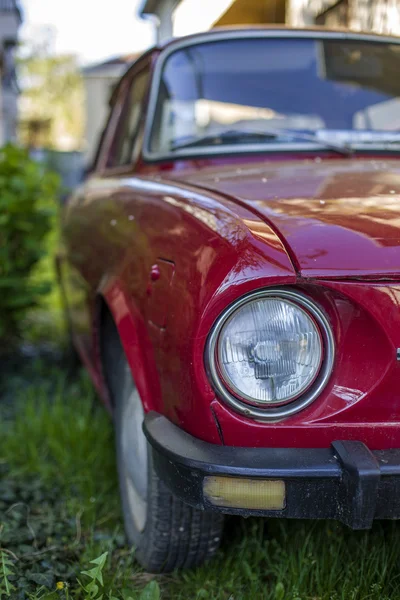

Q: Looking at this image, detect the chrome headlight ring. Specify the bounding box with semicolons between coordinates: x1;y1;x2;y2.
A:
205;288;335;421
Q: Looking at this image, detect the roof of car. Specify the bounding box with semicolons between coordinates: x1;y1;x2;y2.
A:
116;25;400;89
154;25;400;52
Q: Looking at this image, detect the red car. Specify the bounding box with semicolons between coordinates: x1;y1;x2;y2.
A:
60;27;400;572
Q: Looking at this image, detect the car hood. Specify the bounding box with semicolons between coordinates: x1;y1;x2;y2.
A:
169;158;400;279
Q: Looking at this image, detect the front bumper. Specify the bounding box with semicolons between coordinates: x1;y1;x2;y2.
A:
144;412;400;530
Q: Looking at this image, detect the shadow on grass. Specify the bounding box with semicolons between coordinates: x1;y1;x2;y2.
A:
1;358;400;599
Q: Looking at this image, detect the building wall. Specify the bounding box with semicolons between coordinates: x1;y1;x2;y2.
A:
173;0;234;37
173;0;286;36
213;0;286;26
287;0;400;33
149;0;400;40
286;0;334;26
349;0;400;33
0;9;20;145
83;65;126;166
2;88;18;142
0;11;18;41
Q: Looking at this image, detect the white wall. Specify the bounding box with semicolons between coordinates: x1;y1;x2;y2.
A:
0;10;19;145
83;65;126;166
2;87;17;142
0;11;18;42
146;0;236;41
172;0;234;37
286;0;335;26
287;0;400;33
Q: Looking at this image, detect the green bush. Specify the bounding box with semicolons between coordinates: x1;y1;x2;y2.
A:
0;144;59;350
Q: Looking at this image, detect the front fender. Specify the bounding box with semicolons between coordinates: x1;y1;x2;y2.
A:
100;277;163;415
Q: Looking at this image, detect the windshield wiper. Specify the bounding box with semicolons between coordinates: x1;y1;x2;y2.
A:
282;130;353;156
171;128;353;156
171;130;278;150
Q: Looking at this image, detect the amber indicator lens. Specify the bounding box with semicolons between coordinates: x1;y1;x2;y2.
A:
203;476;286;510
217;297;322;406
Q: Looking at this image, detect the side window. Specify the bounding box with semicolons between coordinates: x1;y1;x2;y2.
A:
92;79;128;173
91;107;114;173
108;68;150;168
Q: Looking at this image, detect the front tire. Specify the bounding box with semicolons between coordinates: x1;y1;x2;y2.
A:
106;322;224;572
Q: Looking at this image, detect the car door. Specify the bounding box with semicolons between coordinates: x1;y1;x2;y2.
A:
61;59;152;375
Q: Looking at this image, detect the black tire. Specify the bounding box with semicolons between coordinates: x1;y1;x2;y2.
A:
102;313;224;572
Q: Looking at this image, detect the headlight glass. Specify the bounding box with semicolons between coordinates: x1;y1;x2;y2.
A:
217;297;322;406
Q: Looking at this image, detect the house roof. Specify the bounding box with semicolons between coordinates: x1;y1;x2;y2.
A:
82;54;139;75
139;0;159;15
139;0;180;16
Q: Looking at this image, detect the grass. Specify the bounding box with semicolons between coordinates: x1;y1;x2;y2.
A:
2;359;400;599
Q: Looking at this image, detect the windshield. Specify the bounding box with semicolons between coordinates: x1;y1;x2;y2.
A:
149;37;400;155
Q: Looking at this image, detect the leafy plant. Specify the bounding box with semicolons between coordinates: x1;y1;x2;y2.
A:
78;552;108;598
0;549;160;600
0;144;59;349
0;551;15;599
78;552;160;600
137;581;160;600
18;36;84;150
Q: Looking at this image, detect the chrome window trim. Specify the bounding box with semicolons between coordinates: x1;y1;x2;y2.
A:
142;29;400;162
205;288;335;421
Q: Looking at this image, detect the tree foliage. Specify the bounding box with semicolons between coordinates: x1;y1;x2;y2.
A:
0;144;59;349
18;37;84;151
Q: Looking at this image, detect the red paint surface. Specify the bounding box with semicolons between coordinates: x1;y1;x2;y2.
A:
62;157;400;450
166;158;400;279
61;31;400;451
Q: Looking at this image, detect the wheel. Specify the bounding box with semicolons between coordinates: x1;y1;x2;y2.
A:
104;316;224;572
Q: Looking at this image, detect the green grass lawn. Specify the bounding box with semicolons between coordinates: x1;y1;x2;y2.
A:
2;359;400;599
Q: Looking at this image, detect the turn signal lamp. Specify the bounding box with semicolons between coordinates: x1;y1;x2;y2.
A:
203;476;286;510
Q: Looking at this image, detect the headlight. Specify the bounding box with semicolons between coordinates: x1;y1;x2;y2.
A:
206;289;334;420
